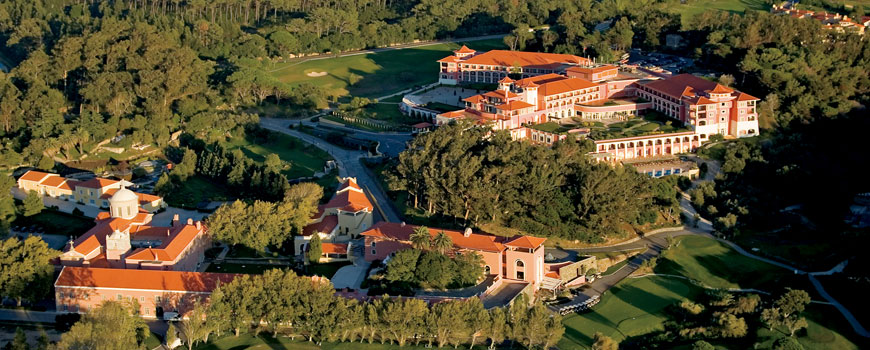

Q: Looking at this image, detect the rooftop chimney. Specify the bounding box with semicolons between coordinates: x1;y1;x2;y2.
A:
187;218;193;225
172;214;179;225
195;221;202;230
463;227;472;237
400;222;406;227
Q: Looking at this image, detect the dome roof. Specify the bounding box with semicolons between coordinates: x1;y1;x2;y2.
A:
110;187;139;203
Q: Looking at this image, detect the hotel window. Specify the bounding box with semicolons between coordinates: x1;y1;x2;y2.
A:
59;292;65;299
155;296;162;303
140;296;145;302
117;294;123;301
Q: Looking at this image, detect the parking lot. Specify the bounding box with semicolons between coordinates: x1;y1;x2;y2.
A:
627;49;694;74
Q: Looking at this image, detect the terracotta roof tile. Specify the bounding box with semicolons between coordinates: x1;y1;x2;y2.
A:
495;100;536;111
707;83;733;94
361;222;512;252
320;243;348;255
462;50;589;68
40;176;67;188
18;170;52;183
454;45;475;54
463;95;485;103
126;224;203;262
644;74;720;99
302;215;338;237
736;92;759;101
504;235;547;249
76;177;119;189
55;267;238;293
324;187;373;212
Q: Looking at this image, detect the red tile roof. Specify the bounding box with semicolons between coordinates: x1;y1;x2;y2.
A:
498;76;514;83
483;90;519;99
321;243;348;255
735;92;759;101
336;178;361;192
126;224;203;262
40;176;67;188
76;177;119;189
566;65;618;74
504;236;547;249
361;222;512;252
644;74;721;99
454;45;475;54
55;267;237;293
707;83;733;94
302;215;338;237
495;100;536;111
462;50;589;68
514;74;598;96
324;188;373;213
463;95;485;103
18;170;52;183
412;122;434;129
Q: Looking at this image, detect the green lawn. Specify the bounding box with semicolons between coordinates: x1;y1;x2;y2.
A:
664;0;770;25
656;235;791;290
224;132;332;179
268;39;506;100
561;235;867;349
165;175;236;208
14;209;95;237
559;276;704;347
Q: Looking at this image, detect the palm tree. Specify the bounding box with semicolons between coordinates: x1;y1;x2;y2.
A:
410;226;431;250
432;231;453;254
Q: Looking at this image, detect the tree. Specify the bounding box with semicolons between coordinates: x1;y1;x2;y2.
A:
264;153;282;173
775;289;811;318
0;236;57;305
761;307;783;330
35;329;49;350
716;313;748;338
20;190;43;217
410;226;431;250
591;332;618;350
692;340;715;350
415;252;455;289
307;233;322;264
10;327;29;350
37;156;54;171
431;231;453;254
453;251;484;287
0;176;16;236
718;74;735;87
773;336;804;350
385;249;421;284
178;301;211;350
486;307;508;350
55;301;149;350
783;316;808;337
165;322;179;348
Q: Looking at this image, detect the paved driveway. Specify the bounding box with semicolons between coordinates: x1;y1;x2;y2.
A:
259;118;403;223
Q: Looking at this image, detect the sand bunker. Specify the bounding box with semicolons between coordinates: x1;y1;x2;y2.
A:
306;71;328;77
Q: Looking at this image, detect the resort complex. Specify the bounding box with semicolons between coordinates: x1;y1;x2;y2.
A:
431;47;760;164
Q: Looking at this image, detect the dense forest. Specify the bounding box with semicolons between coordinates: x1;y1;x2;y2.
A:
386;122;683;242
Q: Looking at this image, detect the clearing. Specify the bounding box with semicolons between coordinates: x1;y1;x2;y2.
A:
268;39;506;99
223;131;333;179
664;0;769;25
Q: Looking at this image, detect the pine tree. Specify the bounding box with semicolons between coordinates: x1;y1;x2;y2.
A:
307;234;322;264
20;190;44;217
165;322;178;348
11;327;29;350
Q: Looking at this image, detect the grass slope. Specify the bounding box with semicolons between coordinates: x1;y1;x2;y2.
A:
655;235;789;290
561;236;866;349
268;39;506;99
223;132;332;179
666;0;769;25
559;276;704;347
13;209;95;237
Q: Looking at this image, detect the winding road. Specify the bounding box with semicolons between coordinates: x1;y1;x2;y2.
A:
259;118;405;223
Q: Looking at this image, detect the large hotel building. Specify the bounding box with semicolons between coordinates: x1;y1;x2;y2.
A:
432;46;760;162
